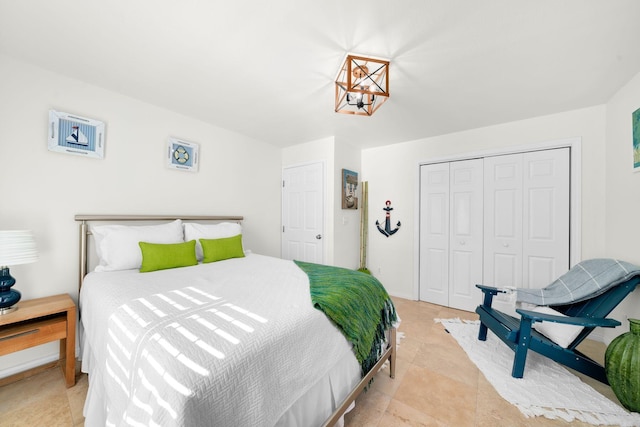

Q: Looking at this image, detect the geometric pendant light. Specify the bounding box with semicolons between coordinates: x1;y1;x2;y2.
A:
335;54;389;116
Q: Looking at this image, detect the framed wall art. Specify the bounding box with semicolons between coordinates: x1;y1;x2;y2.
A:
633;107;640;171
167;137;199;172
342;168;358;209
48;110;105;158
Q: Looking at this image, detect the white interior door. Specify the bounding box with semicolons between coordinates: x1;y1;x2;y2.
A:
419;163;450;306
448;159;484;312
281;162;324;263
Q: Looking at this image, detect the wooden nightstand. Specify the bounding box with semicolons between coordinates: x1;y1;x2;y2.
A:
0;294;76;387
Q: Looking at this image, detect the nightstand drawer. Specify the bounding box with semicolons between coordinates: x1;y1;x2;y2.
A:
0;316;67;356
0;294;76;387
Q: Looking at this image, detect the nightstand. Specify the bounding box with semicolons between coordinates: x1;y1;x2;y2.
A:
0;294;76;387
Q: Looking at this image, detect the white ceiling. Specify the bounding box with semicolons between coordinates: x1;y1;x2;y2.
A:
2;0;640;149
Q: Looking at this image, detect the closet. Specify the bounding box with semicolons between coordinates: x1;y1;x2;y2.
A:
419;147;570;312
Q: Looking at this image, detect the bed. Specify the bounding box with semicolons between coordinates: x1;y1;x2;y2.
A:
75;215;397;426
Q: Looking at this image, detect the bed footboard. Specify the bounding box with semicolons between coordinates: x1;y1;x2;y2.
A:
322;326;396;426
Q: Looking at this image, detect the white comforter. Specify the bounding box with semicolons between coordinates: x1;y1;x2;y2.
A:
80;254;360;426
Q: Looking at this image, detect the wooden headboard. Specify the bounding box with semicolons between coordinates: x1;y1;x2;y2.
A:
74;214;243;291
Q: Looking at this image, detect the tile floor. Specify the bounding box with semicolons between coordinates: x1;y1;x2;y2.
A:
0;297;624;426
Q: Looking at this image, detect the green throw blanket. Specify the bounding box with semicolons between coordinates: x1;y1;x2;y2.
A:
294;260;397;376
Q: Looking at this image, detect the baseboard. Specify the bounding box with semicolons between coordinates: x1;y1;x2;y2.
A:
388;291;415;301
0;342;81;381
589;329;605;343
0;353;61;384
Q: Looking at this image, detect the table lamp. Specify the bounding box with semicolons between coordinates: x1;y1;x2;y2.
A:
0;230;38;314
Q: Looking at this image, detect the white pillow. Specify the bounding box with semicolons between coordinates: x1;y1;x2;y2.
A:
92;219;184;272
184;222;242;261
529;306;584;348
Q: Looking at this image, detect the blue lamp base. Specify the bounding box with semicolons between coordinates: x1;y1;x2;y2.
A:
0;266;21;315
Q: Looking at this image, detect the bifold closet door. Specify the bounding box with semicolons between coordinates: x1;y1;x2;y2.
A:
419;162;450;307
420;148;570;312
448;159;484;312
483;153;523;291
419;159;483;311
522;148;570;288
483;148;570;308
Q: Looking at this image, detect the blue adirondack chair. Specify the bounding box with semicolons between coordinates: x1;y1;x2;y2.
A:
475;259;640;384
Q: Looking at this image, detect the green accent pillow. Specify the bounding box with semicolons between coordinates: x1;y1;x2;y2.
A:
200;235;245;263
139;240;198;272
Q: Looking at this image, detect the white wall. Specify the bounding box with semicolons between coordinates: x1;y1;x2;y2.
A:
602;70;640;341
604;71;640;262
333;139;361;269
0;54;282;375
362;106;607;299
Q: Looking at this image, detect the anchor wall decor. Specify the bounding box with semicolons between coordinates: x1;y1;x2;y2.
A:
376;200;401;237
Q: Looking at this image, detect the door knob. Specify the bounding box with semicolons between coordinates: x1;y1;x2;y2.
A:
316;234;322;239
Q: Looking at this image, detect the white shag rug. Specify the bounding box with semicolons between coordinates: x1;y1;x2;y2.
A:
437;318;640;426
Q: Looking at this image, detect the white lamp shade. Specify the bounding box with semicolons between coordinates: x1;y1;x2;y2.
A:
0;230;38;267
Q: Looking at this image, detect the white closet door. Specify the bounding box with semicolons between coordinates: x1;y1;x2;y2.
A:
419;163;450;306
419;147;570;312
448;159;484;312
522;148;570;289
484;148;570;291
483;153;524;289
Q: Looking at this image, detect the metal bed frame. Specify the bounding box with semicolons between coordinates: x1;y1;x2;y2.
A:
74;214;396;427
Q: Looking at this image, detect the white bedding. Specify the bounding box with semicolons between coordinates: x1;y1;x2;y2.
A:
80;253;361;426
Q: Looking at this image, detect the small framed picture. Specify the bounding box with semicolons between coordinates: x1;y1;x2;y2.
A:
342;168;358;209
48;110;105;159
167;137;199;172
